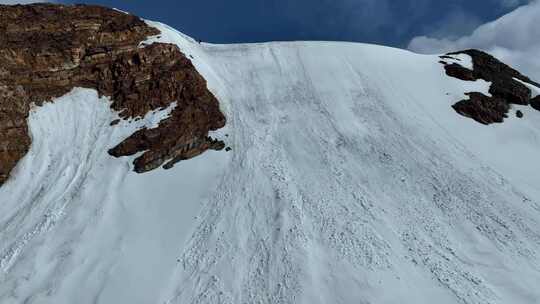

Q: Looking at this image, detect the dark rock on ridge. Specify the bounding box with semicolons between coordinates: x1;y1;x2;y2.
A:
0;4;225;186
443;63;476;81
440;49;539;124
447;50;539;86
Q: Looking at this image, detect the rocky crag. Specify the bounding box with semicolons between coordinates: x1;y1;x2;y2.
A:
440;49;540;124
0;4;225;185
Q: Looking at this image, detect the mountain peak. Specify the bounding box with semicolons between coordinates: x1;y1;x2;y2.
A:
1;4;539;304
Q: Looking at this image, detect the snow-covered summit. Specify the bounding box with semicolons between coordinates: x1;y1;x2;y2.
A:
1;8;540;304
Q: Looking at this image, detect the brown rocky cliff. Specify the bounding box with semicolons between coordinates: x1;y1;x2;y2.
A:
0;4;226;186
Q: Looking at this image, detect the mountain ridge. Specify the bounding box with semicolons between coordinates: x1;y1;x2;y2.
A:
0;4;539;304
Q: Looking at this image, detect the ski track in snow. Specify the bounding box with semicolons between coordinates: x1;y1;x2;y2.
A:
0;21;539;304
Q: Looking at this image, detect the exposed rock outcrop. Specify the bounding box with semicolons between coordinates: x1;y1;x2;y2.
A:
452;92;509;124
0;4;225;185
440;49;540;124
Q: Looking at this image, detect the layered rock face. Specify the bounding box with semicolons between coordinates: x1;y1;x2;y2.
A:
0;4;225;185
439;50;540;124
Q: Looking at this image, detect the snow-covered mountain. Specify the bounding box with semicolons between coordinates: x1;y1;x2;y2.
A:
1;5;540;304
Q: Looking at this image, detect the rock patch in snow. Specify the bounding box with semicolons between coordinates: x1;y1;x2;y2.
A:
439;49;540;124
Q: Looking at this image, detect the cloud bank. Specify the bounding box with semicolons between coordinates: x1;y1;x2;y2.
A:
408;0;540;80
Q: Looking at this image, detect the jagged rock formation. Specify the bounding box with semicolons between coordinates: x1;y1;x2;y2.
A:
439;49;540;124
0;4;225;185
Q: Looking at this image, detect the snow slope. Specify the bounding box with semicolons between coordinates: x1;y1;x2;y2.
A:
1;20;539;304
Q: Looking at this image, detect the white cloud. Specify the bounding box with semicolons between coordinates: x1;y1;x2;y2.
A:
408;0;540;80
424;9;482;40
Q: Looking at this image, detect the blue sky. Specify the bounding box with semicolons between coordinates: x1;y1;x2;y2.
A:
53;0;529;47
